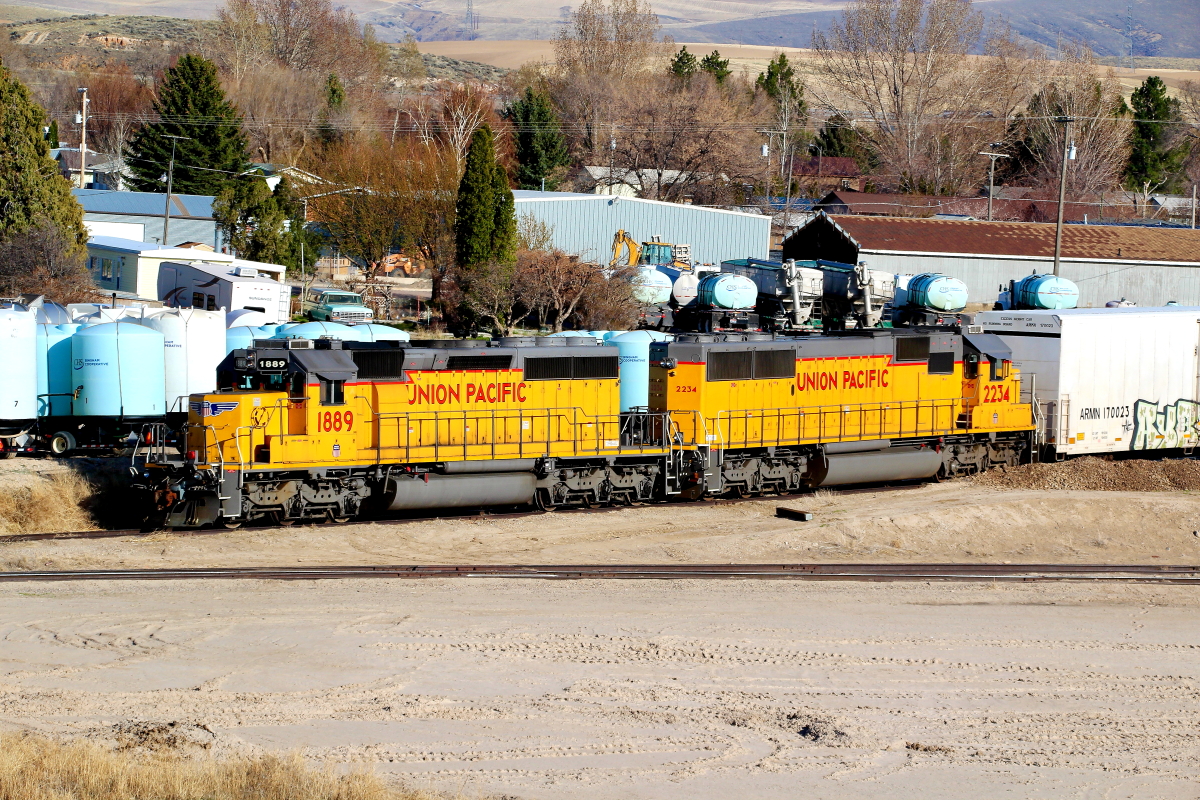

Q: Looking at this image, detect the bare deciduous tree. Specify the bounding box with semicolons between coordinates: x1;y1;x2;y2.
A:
224;64;325;163
811;0;1041;194
552;0;670;158
1011;44;1130;200
212;0;387;90
0;222;95;304
609;72;761;201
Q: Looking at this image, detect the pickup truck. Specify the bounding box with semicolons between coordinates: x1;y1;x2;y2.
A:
303;289;374;323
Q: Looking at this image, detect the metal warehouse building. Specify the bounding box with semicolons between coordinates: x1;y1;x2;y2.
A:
74;189;223;250
513;191;770;266
783;213;1200;307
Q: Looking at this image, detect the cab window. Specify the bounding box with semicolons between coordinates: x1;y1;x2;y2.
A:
320;379;345;405
988;357;1010;382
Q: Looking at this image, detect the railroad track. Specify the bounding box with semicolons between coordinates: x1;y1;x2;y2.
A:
1;563;1198;583
0;482;923;544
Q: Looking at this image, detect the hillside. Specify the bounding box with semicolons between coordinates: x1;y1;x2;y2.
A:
2;12;508;81
9;0;1194;58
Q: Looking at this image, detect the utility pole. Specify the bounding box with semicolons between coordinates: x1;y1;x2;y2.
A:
76;87;89;190
1052;117;1074;277
1192;184;1197;229
160;135;190;246
978;148;1009;221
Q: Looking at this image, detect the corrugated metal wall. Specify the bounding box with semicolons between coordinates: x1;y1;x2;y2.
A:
513;192;770;265
861;251;1200;308
82;213;220;249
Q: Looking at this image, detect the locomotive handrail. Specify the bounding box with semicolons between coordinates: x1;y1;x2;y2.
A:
710;398;961;449
369;406;673;461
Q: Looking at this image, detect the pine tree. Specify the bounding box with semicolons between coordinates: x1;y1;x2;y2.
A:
700;50;731;84
757;53;803;106
0;60;85;246
126;54;249;197
503;88;570;190
491;162;516;264
815;114;878;172
45;119;59;148
1125;75;1188;194
455;125;499;268
213;175;320;274
669;46;699;80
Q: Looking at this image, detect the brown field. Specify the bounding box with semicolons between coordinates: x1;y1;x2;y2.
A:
416;39;1200;99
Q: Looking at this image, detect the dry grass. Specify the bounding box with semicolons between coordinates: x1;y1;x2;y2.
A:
0;732;443;800
0;472;97;535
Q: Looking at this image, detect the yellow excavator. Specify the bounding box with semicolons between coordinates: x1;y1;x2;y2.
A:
610;230;692;269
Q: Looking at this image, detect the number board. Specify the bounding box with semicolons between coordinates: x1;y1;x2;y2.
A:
255;356;289;373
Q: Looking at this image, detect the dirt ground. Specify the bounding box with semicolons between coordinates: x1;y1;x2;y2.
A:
1;578;1198;799
5;455;1200;570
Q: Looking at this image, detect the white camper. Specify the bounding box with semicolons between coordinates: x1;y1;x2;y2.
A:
158;260;290;324
976;307;1200;456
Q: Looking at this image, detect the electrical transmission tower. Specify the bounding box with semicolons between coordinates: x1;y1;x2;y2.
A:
465;0;478;40
1125;3;1134;70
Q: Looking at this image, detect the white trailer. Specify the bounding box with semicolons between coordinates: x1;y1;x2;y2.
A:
158;260;290;324
976;307;1200;456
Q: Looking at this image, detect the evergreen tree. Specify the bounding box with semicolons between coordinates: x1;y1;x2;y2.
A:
126;54;249;196
669;46;699;80
1125;75;1189;193
491;162;516;264
0;60;85;246
503;88;570;190
699;50;731;84
213;175;320;274
757;53;802;105
45;119;59;148
455;124;510;268
815;113;878;172
324;74;346;109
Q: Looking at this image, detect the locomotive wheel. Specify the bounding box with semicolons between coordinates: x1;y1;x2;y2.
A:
216;519;242;530
534;489;557;512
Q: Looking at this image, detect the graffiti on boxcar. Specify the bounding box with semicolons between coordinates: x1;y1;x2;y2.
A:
1131;399;1200;449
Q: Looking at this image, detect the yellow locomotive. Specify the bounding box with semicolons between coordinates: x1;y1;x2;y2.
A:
137;328;1032;528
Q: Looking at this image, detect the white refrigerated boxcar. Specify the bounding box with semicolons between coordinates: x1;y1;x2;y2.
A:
976;307;1200;457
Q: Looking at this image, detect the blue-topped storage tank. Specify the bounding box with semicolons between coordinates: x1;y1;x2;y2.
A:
71;322;166;417
697;274;757;309
1013;274;1079;310
0;308;38;426
275;321;367;341
611;330;658;412
36;323;81;416
900;273;969;312
633;267;673;305
355;324;411;343
225;326;258;355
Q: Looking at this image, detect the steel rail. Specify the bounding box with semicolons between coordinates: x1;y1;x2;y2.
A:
1;563;1198;584
0;483;924;544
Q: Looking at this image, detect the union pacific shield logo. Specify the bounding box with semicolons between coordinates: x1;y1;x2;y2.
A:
189;400;240;417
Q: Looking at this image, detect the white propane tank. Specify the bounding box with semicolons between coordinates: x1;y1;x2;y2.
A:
139;308;227;412
0;308;38;426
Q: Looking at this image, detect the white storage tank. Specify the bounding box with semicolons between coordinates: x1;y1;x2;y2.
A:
36;323;81;416
71;322;166;417
0;308;38;426
139;308;226;413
